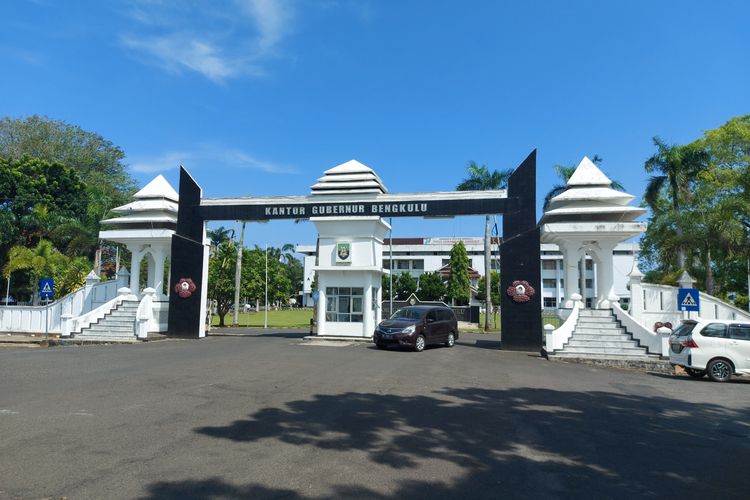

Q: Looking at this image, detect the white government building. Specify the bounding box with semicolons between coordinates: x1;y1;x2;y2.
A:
297;238;639;310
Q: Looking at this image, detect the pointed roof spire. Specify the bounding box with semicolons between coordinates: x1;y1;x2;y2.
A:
567;156;612;187
134;175;179;201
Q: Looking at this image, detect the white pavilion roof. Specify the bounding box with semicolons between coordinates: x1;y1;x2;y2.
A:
99;175;178;241
542;156;646;224
311;159;388;195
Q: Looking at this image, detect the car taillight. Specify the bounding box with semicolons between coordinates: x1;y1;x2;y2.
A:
680;339;699;348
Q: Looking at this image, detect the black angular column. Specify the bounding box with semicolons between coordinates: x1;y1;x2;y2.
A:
501;150;542;350
168;167;207;338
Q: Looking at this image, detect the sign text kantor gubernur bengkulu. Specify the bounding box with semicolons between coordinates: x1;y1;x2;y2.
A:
264;202;430;217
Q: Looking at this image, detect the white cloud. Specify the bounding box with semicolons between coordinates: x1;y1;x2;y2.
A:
119;0;294;83
127;146;297;175
128;151;192;173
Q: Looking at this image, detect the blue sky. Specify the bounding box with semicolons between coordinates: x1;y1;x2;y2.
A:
2;0;749;249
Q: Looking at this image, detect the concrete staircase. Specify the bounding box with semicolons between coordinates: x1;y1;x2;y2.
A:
552;309;658;361
75;300;139;342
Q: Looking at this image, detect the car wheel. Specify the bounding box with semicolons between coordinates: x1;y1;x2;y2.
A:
414;335;426;352
707;359;733;382
445;332;455;347
684;367;706;378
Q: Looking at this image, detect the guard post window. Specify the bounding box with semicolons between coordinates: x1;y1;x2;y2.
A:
325;287;364;322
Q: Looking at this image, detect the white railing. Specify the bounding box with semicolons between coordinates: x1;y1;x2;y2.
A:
63;287;136;336
634;283;750;329
0;270;129;334
136;288;156;339
612;302;667;356
545;294;582;352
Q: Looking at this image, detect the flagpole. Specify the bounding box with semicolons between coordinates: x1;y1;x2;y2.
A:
264;244;268;329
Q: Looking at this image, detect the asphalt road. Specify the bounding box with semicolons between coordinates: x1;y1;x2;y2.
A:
0;330;748;499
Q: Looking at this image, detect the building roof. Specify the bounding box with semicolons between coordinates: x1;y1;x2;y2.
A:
310;159;388;195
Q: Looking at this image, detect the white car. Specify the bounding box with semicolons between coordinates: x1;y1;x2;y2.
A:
669;319;750;382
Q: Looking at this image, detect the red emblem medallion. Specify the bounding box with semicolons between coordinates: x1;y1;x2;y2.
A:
174;278;197;299
506;280;535;303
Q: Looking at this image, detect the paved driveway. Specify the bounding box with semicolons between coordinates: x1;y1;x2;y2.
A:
0;331;748;499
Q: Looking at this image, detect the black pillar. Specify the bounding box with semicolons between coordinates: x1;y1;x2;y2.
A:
167;167;207;338
500;150;542;350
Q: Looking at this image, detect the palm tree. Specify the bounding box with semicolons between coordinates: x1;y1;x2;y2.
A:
644;138;707;270
3;240;68;304
457;161;513;332
207;226;235;247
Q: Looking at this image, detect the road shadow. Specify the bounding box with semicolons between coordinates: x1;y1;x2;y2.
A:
142;387;749;499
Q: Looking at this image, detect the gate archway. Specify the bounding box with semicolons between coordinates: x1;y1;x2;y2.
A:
168;151;541;350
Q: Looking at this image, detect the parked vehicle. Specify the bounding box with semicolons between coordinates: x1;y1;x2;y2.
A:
669;319;750;382
373;305;458;352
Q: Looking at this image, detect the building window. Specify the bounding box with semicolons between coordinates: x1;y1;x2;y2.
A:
397;260;410;270
543;297;557;308
411;259;424;270
325;287;364;322
442;259;450;266
585;298;593;308
585;260;593;270
585;278;593;289
383;260;391;270
542;279;557;289
542;260;556;270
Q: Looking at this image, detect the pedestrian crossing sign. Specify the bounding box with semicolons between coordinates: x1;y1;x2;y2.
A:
677;288;700;312
39;277;54;300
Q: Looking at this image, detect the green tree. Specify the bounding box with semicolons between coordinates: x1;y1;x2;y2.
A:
395;271;417;300
457;161;513;331
446;241;471;305
476;271;500;327
417;271;446;301
644;138;707;270
207;226;235;247
2;239;80;304
208;241;240;326
0;116;137;269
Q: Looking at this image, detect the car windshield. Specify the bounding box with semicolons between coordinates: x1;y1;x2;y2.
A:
391;308;423;320
671;321;697;337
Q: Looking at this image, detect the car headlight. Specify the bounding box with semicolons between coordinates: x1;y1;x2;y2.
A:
402;325;416;334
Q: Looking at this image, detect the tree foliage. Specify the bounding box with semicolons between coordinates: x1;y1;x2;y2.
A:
640;115;750;299
446;241;471;305
457;161;512;330
417;271;446;301
394;272;417;300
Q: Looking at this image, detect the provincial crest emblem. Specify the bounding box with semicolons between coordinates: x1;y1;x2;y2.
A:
174;278;197;298
506;280;535;303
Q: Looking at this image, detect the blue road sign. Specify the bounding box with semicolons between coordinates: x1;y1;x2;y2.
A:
312;291;320;302
39;277;54;300
677;287;700;312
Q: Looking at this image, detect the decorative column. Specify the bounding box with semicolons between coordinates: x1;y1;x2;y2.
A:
627;261;644;323
560;241;582;308
152;247;166;298
130;249;142;294
590;242;618;309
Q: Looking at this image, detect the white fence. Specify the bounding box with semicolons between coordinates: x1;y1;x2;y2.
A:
0;271;128;334
630;282;750;330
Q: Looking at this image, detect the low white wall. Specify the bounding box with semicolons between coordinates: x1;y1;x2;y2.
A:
633;284;750;329
0;276;127;334
545;299;580;352
612;303;667;355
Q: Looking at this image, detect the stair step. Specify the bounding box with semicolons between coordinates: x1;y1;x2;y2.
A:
84;326;134;334
93;319;135;326
577;316;617;324
551;352;661;360
578;310;613;317
575;327;625;335
560;347;648;355
566;340;640;349
571;333;633;341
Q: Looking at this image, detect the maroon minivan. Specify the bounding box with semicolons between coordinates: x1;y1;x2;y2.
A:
373;305;459;352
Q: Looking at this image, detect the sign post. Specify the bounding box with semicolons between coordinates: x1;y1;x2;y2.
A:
677;287;700;318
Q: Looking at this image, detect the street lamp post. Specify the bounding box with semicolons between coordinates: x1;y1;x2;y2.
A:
264;244;268;329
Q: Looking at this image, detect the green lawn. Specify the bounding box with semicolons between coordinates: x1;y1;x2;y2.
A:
211;308;313;328
210;309;563;331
